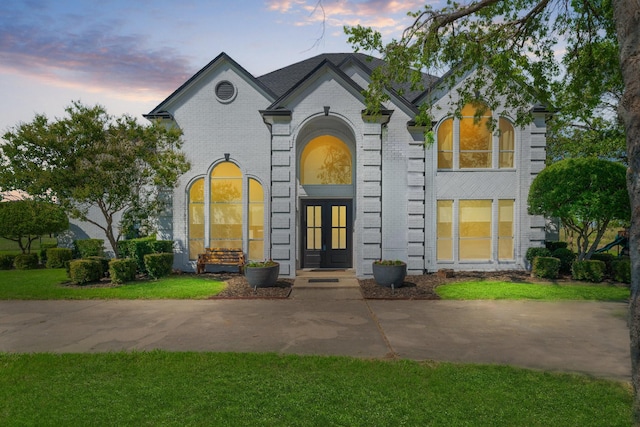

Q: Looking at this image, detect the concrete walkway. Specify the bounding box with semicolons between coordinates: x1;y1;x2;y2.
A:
0;273;631;381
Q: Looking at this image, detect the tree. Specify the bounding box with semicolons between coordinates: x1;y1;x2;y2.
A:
344;0;640;419
0;101;190;257
0;200;69;253
528;158;629;260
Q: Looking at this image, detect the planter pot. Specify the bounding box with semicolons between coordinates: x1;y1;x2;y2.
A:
245;263;280;288
372;262;406;287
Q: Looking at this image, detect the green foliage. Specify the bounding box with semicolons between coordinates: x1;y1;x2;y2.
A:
0;254;15;270
85;256;110;278
143;253;174;279
572;260;606;283
68;259;102;285
73;239;104;258
373;259;405;266
591;253;615;277
108;258;137;284
546;241;568;251
612;259;632;284
45;248;73;269
39;242;58;265
0;102;190;256
119;237;153;273
551;248;576;275
0;200;68;254
149;240;174;254
526;247;551;264
532;256;560;280
528;158;629;260
245;260;279;268
14;253;39;270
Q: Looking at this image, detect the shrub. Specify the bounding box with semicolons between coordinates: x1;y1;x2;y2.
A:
526;247;551;267
74;239;105;258
572;260;606;283
545;241;568;252
612;258;631;284
46;248;73;269
39;242;58;264
85;256;110;277
551;248;576;275
0;254;16;270
149;240;174;254
144;253;174;279
119;237;174;274
590;253;614;277
532;256;560;279
14;253;39;270
109;258;137;284
69;259;102;285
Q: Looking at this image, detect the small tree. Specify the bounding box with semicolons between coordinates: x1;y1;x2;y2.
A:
528;158;629;261
0;200;69;253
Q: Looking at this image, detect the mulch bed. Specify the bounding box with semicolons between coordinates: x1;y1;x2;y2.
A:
206;273;294;299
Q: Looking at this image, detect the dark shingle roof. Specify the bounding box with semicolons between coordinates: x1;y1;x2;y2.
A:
256;52;437;106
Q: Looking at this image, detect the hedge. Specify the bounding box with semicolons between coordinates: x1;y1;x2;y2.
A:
551;248;576;275
0;254;16;270
144;253;174;279
532;256;560;279
74;239;105;258
612;259;631;284
69;259;102;285
14;253;39;270
118;237;174;274
109;258;137;284
46;248;73;269
526;247;552;265
572;260;606;283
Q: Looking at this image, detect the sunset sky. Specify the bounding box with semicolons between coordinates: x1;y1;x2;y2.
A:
0;0;431;133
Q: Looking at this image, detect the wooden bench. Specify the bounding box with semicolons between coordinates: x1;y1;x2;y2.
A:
196;248;245;274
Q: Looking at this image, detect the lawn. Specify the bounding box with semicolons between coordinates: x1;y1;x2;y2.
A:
0;351;631;426
0;269;225;299
436;281;630;301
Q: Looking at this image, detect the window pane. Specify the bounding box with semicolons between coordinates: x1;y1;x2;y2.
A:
437;200;453;260
460;103;492;169
461;103;492;117
460;239;491;260
210;163;243;249
248;240;263;261
499;118;515;168
188;178;205;260
438;152;453;169
498;200;514;260
437;119;453;169
248;178;264;260
459;200;491;260
209;239;242;249
301;135;352;184
460;152;491;168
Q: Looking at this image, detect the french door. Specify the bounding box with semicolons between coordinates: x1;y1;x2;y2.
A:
301;199;352;269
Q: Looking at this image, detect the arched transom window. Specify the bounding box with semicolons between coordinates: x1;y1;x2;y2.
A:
301;135;352;185
437;103;515;170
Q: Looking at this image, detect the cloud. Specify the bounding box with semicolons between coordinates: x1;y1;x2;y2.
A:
0;4;194;98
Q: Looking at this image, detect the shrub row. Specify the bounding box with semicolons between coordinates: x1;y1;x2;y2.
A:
118;237;173;274
67;252;174;285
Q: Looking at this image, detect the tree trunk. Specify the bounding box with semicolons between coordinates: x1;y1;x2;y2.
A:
612;0;640;422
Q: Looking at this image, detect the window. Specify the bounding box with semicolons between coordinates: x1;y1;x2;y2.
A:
436;200;453;261
437;103;515;169
436;199;515;262
188;178;205;260
248;178;264;260
301;136;352;185
210;163;243;249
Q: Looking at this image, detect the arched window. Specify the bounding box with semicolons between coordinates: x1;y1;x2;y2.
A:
301;136;352;185
210;162;242;249
188;178;205;260
437;103;515;169
248;178;264;260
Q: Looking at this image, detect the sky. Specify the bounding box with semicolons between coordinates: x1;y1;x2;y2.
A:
0;0;433;133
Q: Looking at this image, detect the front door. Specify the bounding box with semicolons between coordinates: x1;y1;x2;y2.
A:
301;199;352;269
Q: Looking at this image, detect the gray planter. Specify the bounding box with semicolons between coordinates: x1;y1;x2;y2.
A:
372;262;406;287
245;263;280;288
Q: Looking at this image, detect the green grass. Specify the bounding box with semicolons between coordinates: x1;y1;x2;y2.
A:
0;236;57;254
0;269;225;299
0;351;631;426
436;280;630;301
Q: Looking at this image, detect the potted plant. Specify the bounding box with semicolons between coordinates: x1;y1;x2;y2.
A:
372;260;406;288
244;260;280;288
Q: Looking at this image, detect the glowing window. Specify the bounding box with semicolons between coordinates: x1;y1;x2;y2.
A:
210;162;242;249
188;178;205;260
460;104;492;168
306;205;322;250
248;178;264;261
499;118;515;168
498;200;514;260
301;136;352;185
459;200;492;260
437;118;453;169
331;205;347;249
437;200;453;260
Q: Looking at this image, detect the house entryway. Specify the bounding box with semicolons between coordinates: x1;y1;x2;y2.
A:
291;268;361;300
301;199;353;269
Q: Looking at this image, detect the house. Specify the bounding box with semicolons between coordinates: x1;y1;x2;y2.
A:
137;52;548;278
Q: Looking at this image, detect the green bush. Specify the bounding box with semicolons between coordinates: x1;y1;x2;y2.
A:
85;256;110;277
572;260;606;283
69;259;102;285
545;241;568;252
39;242;58;264
526;247;552;265
590;253;614;277
109;258;137;284
46;248;73;269
149;240;174;254
551;248;576;275
0;254;16;270
14;253;39;270
144;253;174;279
532;256;560;279
119;237;174;274
612;258;631;284
74;239;105;258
